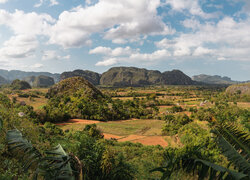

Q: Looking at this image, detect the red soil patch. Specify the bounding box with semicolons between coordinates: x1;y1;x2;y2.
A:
103;133;124;139
132;136;168;147
158;105;172;108
119;135;146;142
56;119;100;126
183;111;192;116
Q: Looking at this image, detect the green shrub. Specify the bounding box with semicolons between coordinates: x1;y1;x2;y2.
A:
162;114;192;135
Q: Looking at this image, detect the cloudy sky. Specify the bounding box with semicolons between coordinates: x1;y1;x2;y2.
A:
0;0;250;80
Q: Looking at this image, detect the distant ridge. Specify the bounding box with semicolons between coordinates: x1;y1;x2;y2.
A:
0;69;60;83
192;74;238;85
100;67;195;86
0;67;248;87
60;69;101;85
0;75;8;85
226;83;250;95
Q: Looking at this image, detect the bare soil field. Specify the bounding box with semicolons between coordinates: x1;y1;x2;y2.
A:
56;119;171;147
131;136;168;147
56;119;101;126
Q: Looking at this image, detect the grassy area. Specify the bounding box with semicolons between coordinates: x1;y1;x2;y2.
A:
60;119;165;136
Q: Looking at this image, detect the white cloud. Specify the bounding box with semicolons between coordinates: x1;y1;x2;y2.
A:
96;57;117;66
95;48;170;66
49;0;59;6
34;0;59;7
89;46;135;56
165;0;217;19
85;0;92;5
31;63;44;68
42;50;70;60
0;0;8;4
0;35;38;59
49;0;173;48
155;16;250;61
34;0;43;7
0;9;55;36
129;49;170;61
182;18;201;30
193;47;213;56
89;46;112;55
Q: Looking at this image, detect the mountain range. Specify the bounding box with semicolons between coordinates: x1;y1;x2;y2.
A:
0;67;248;86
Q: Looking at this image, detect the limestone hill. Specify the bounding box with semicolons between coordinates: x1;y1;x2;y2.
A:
192;74;237;85
226;83;250;95
100;67;163;86
0;75;8;85
11;79;31;90
60;69;101;85
100;67;194;86
162;70;194;85
0;69;60;82
47;76;103;99
24;75;55;88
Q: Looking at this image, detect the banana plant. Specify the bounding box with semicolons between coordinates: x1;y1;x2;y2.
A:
6;129;77;180
0;117;2;132
151;122;250;180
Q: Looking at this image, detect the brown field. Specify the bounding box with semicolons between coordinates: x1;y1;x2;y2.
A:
237;102;250;109
56;119;177;147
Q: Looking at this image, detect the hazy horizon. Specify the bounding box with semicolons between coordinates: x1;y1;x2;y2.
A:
0;0;250;81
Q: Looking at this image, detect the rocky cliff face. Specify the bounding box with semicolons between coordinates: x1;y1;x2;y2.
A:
60;69;101;85
100;67;194;86
226;83;250;95
0;75;8;85
24;75;55;88
162;70;194;85
11;79;31;90
0;69;60;83
0;67;198;87
100;67;163;86
192;74;237;84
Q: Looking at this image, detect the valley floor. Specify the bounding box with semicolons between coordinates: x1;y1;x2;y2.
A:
56;118;181;147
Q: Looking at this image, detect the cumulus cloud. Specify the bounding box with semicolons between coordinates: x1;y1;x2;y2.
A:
89;46;135;56
0;0;8;4
34;0;43;7
0;9;55;36
49;0;59;6
156;16;250;61
164;0;217;19
34;0;59;7
31;63;44;68
96;58;118;66
0;35;38;59
95;48;170;66
49;0;173;48
193;47;213;56
42;50;70;60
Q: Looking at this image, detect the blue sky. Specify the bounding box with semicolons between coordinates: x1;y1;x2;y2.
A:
0;0;250;81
